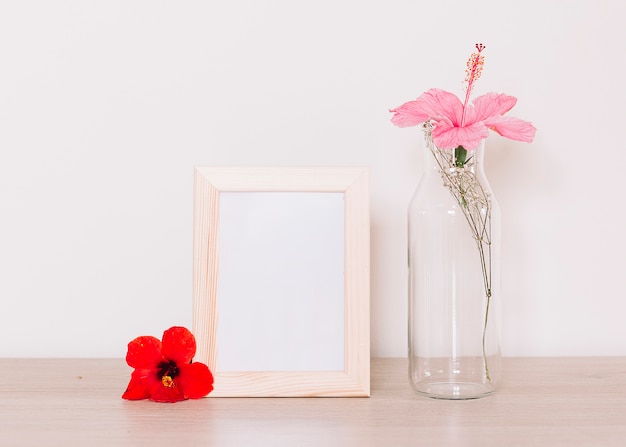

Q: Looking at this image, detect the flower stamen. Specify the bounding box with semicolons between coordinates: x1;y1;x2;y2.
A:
157;360;180;388
161;375;175;388
461;43;486;126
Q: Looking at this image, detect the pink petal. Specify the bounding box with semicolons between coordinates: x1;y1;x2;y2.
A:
419;89;463;125
390;88;463;128
483;115;536;142
389;99;431;127
466;93;517;125
432;121;489;150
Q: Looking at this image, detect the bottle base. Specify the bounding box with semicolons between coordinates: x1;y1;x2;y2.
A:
412;381;496;400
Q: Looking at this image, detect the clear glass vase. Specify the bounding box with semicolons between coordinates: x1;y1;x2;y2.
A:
408;123;501;399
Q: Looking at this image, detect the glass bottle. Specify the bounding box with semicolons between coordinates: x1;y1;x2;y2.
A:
408;123;501;399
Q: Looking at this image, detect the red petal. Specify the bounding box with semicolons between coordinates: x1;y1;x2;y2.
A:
161;326;197;365
126;336;163;369
122;369;156;400
148;380;187;403
177;362;214;399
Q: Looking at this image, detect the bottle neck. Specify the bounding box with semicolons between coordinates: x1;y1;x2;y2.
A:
418;125;495;210
422;129;486;177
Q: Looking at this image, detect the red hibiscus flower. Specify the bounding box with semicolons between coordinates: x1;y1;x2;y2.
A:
122;326;214;402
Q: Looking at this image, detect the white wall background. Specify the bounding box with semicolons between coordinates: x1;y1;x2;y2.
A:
1;0;624;358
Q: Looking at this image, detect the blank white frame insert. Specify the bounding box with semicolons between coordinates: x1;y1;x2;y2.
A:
216;192;345;372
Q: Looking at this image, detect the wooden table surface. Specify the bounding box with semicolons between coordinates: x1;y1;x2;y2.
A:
1;357;625;446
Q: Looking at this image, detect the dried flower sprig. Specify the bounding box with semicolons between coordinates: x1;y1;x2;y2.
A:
422;120;494;381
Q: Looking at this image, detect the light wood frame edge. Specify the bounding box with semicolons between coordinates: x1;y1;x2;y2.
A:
192;166;370;397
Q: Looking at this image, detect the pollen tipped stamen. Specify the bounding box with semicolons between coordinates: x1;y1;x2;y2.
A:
161;375;175;388
157;360;180;388
461;43;486;126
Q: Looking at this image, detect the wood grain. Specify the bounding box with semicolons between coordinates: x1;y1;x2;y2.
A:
1;358;625;446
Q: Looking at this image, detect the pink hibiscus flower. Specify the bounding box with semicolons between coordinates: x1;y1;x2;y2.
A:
390;44;536;150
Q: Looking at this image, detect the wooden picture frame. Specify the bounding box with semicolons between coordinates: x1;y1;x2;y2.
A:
192;167;370;397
